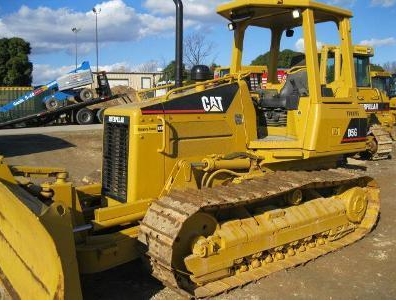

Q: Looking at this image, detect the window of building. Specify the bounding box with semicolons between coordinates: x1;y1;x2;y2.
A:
141;77;151;89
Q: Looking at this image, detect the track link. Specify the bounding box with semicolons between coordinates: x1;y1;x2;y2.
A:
138;169;380;298
369;124;393;160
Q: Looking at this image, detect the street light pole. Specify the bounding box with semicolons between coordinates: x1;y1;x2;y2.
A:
92;7;101;73
71;27;81;70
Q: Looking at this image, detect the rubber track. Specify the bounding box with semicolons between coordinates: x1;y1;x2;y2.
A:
138;168;380;298
370;124;393;160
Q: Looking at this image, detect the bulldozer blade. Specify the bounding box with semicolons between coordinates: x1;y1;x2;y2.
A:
0;180;82;299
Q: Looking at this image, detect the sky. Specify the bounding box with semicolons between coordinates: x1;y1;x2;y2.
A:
0;0;395;85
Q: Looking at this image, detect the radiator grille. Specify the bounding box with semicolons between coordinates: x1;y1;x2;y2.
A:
102;116;129;202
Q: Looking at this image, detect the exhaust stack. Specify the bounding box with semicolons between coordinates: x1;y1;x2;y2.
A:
173;0;183;88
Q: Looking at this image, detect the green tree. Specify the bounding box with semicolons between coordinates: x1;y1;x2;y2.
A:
0;37;32;86
209;62;220;72
0;39;9;85
159;60;187;82
160;60;176;82
251;49;304;68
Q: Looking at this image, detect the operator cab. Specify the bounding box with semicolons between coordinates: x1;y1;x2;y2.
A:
217;0;365;153
390;74;396;98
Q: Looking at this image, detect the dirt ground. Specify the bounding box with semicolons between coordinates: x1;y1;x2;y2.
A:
0;128;395;300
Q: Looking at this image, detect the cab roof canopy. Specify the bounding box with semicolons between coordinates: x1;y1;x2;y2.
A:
217;0;352;30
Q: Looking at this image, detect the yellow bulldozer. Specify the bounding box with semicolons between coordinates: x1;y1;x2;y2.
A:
390;73;396;119
319;44;395;159
369;69;396;140
0;0;380;299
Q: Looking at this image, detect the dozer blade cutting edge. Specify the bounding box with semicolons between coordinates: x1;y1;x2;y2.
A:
0;180;81;299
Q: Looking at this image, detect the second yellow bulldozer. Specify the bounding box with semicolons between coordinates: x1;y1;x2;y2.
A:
0;0;380;299
319;44;395;159
369;69;396;140
390;73;396;120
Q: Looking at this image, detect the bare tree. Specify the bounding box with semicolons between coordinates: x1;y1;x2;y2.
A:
136;60;160;73
183;32;216;69
383;61;396;73
111;65;127;72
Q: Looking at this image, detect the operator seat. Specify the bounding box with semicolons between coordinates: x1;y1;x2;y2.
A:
280;68;308;96
259;67;308;111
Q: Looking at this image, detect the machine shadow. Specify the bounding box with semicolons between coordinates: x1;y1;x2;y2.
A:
80;259;166;300
0;134;75;157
